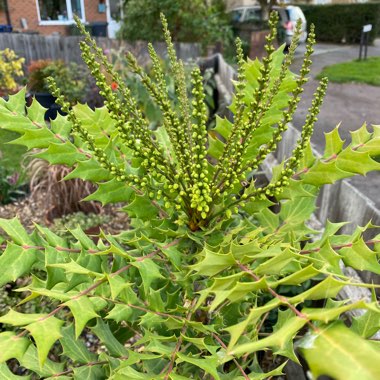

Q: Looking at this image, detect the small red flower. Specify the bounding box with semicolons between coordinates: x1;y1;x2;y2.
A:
111;81;118;91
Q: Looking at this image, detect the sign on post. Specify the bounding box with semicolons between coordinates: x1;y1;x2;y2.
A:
363;24;372;33
359;24;372;60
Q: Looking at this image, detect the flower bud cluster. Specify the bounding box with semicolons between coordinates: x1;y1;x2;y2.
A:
213;12;279;198
127;53;188;168
47;77;142;187
189;67;212;219
238;24;317;182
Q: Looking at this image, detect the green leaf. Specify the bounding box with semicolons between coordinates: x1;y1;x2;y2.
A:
190;248;235;276
0;332;30;362
90;319;128;357
339;238;380;274
0;363;31;380
19;344;64;378
123;193;159;220
64;297;100;338
299;322;380;380
107;274;131;300
323;126;344;158
10;127;55;149
132;258;165;295
84;178;135;205
60;324;97;364
176;353;220;380
289;276;346;304
0;309;45;326
351;306;380;338
64;158;111;182
0;217;33;245
229;315;306;357
73;363;106;380
25;317;64;366
36;142;85;166
0;243;38;287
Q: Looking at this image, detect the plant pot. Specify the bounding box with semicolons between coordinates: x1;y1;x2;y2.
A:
27;92;64;120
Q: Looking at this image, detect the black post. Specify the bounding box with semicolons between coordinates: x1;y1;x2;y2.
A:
359;31;364;60
364;32;369;60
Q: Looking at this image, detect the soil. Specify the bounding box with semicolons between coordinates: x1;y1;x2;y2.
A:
0;190;129;235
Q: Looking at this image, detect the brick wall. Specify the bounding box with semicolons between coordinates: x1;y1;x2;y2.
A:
0;0;107;36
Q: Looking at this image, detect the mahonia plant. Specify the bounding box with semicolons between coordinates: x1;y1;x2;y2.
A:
0;12;380;380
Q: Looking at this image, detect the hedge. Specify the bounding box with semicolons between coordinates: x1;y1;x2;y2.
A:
300;3;380;43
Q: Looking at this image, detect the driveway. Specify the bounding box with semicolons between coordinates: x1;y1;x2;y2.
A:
290;40;380;208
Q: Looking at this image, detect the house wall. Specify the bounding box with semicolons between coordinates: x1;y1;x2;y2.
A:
0;0;107;35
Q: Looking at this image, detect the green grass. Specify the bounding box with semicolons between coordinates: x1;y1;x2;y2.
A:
317;57;380;86
0;129;26;172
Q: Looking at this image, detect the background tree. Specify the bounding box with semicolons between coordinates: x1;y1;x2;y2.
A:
119;0;232;49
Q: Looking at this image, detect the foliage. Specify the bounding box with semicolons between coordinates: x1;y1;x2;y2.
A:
0;48;24;94
317;57;380;86
301;3;380;43
27;60;90;104
0;12;380;379
119;0;234;50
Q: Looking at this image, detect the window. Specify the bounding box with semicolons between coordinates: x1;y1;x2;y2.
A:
37;0;85;24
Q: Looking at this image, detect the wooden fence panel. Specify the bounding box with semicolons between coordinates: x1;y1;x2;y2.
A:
0;33;200;65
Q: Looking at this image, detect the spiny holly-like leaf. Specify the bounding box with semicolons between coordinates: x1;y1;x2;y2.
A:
84;178;135;205
229;315;306;358
351;305;380;339
0;309;45;326
323;125;344;158
123;193;159;220
19;344;64;378
0;243;39;287
190;248;235;276
237;362;287;380
64;297;100;338
25;317;64;366
0;363;31;380
60;324;97;364
72;363;107;380
0;332;30;362
35;142;85;166
132;258;165;295
288;276;346;304
0;217;34;245
64;157;111;182
302;300;368;323
90;319;128;357
176;353;220;380
10;127;55;149
299;322;380;380
301;125;380;186
339;238;380;274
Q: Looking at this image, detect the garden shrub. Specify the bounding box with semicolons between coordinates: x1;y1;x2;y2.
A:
0;48;24;95
0;13;380;379
27;60;90;105
301;3;380;43
119;0;234;52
